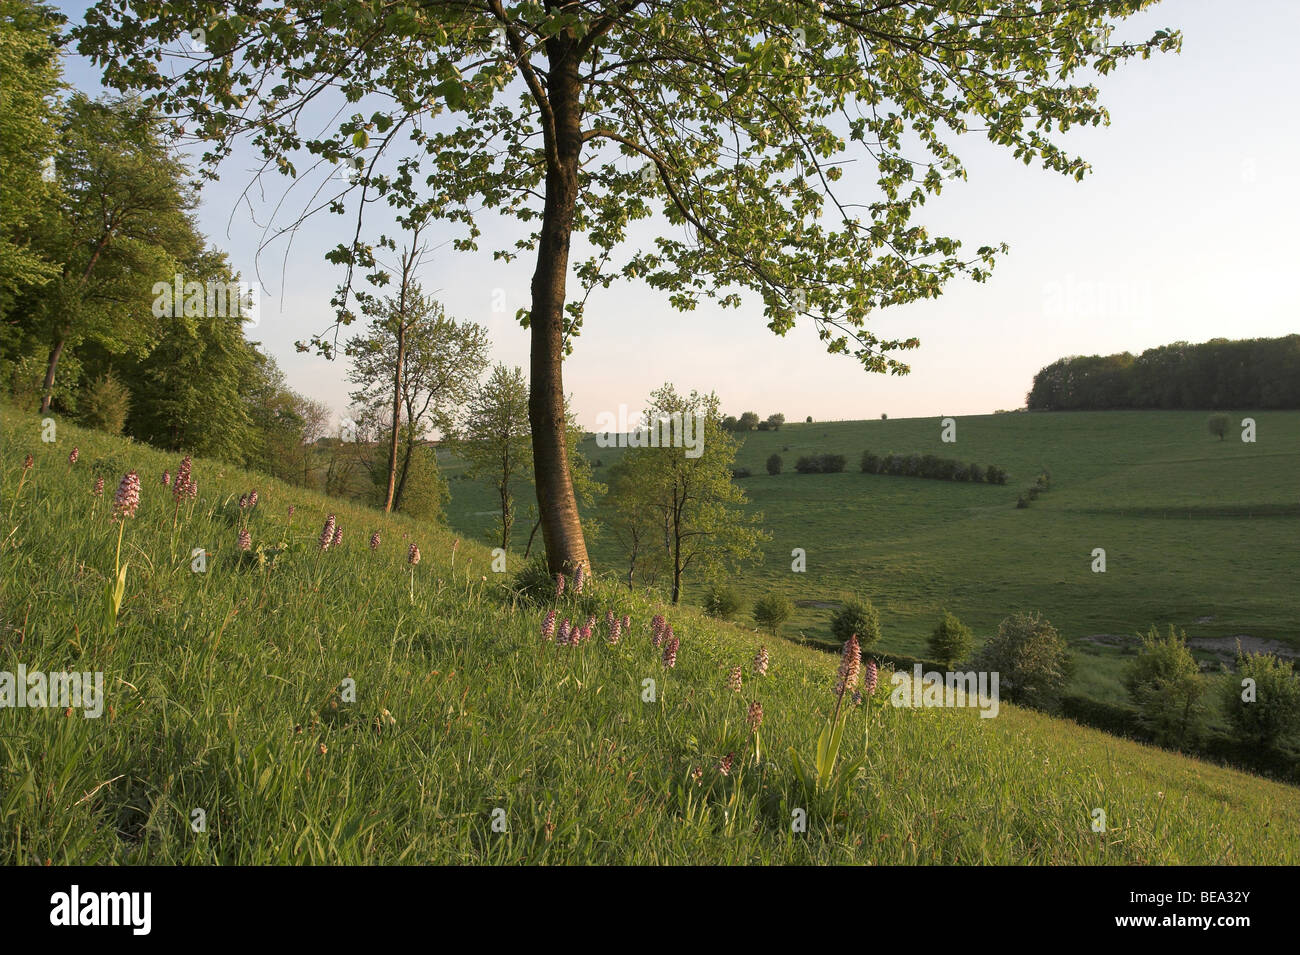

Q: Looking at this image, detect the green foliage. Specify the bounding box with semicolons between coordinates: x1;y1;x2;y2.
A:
78;373;131;435
928;611;974;669
1207;413;1230;440
457;364;531;551
703;583;744;621
765;413;784;431
972;612;1072;713
752;593;793;635
1124;625;1205;748
395;443;449;523
1220;647;1300;751
765;453;782;475
737;412;760;431
830;596;881;648
861;448;1007;484
794;453;846;473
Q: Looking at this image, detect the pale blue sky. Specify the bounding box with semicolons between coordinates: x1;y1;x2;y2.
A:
55;1;1300;428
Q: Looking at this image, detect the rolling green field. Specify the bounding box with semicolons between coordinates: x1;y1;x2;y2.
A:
2;403;1297;864
441;410;1300;709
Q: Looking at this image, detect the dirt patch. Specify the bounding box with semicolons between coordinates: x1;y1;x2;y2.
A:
1187;636;1300;661
796;600;841;610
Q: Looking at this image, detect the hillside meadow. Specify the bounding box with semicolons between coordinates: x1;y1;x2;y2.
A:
441;410;1300;710
2;403;1297;864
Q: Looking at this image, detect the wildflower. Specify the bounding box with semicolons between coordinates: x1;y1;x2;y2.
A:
555;573;566;598
68;447;79;465
288;505;296;518
369;532;381;551
573;564;585;594
864;659;879;696
239;493;249;508
542;609;557;640
727;665;743;693
747;701;764;732
585;615;596;638
238;528;252;551
407;543;420;565
718;752;734;776
174;456;192;501
331;526;343;548
112;471;141;521
607;611;621;645
753;645;770;677
249;490;258;507
186;479;198;500
161;469;170;486
691;766;703;786
851;689;863;707
319;514;336;551
651;614;666;647
557;618;572;645
662;634;679;669
835;634;861;697
92;476;104;496
621;613;631;635
22;454;33;470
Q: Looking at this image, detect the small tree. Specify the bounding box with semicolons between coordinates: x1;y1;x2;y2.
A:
971;612;1072;712
830;596;881;648
738;411;760;431
766;453;782;476
805;416;812;423
703;584;744;621
753;593;793;636
1125;625;1205;748
79;372;131;435
458;364;532;551
1207;413;1230;441
928;611;974;669
766;413;785;431
1220;646;1300;751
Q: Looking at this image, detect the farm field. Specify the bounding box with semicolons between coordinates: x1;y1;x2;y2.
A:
2;403;1298;864
440;410;1300;708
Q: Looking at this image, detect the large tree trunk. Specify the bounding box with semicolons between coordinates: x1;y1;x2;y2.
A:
529;37;590;576
39;335;66;413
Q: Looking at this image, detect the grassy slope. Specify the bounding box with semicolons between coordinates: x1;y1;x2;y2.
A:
442;410;1300;707
2;404;1296;864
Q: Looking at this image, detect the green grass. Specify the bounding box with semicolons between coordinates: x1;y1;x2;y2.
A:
2;403;1297;863
443;411;1300;709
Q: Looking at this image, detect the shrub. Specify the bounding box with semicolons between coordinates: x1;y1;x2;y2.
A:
971;611;1072;712
398;444;450;523
730;466;751;479
968;463;984;483
953;464;971;482
823;454;846;473
1207;413;1231;441
752;593;794;635
721;415;738;431
1016;494;1029;509
766;453;782;476
794;453;845;474
928;611;974;669
766;413;785;430
880;413;887;420
1220;646;1300;751
805;415;812;423
904;453;921;476
703;584;745;621
830;596;881;648
1124;625;1206;748
79;373;131;435
512;558;558;605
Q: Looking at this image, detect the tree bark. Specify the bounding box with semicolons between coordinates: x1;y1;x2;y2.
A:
529;35;590;576
384;321;405;512
39;334;66;413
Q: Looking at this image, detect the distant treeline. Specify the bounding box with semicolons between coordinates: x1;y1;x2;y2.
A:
1026;336;1300;411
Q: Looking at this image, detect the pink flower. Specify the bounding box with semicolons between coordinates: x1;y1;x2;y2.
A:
68;447;79;465
747;701;764;732
555;573;566;598
651;614;667;647
727;665;743;693
718;752;734;776
112;471;141;521
319;515;336;551
249;490;258;507
621;613;631;634
238;528;252;551
22;454;33;470
173;457;192;502
557;618;572;646
864;659;879;696
753;645;769;677
835;634;861;698
662;635;679;669
407;543;421;565
573;565;585;594
331;526;343;548
606;611;621;645
369;532;381;551
542;609;557;640
161;469;170;486
92;476;104;496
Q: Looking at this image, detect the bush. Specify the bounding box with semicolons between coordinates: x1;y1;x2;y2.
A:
971;611;1072;712
1207;413;1231;441
511;558;558;605
880;413;887;420
397;444;450;523
1016;494;1029;509
703;584;745;621
1124;625;1206;748
766;453;782;476
860;451;881;474
968;463;985;483
830;596;881;648
805;415;812;423
730;466;751;479
1220;646;1300;751
794;453;845;474
928;611;974;669
752;593;794;635
79;373;131;435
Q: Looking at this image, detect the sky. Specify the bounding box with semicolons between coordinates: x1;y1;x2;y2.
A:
53;0;1300;429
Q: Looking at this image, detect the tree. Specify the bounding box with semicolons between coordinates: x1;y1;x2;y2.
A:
459;364;532;551
765;413;785;431
29;94;197;413
76;2;1179;574
830;596;881;648
721;415;739;432
1220;646;1300;751
245;356;330;487
703;583;744;621
613;384;767;603
1124;625;1204;748
765;453;782;476
0;0;63;321
737;411;760;432
753;593;793;636
928;611;973;669
347;256;489;512
1207;413;1230;441
971;612;1072;712
603;455;668;590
